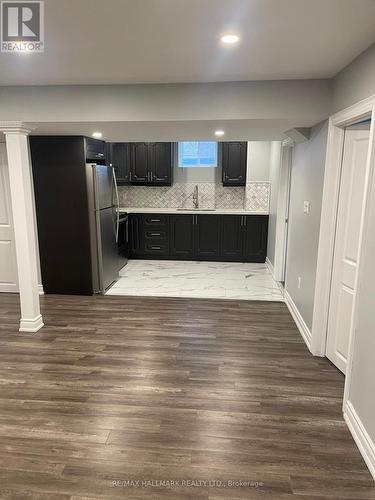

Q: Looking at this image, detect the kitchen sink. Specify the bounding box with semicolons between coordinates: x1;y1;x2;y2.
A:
176;208;216;211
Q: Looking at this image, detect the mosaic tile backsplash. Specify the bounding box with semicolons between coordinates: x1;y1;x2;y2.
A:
119;181;270;212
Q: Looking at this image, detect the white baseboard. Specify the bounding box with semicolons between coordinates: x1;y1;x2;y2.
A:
284;289;312;352
19;314;44;333
0;284;44;294
345;401;375;481
265;257;274;276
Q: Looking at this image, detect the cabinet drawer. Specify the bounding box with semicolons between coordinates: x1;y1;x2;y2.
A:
144;241;169;255
143;214;169;227
144;230;168;240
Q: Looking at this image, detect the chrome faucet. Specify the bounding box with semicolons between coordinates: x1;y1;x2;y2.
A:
192;185;199;209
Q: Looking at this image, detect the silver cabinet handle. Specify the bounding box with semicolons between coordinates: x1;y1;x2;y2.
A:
150;232;161;236
112;167;120;243
150;219;161;223
151;246;161;250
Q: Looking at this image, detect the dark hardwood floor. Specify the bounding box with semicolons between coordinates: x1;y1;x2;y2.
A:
0;293;374;499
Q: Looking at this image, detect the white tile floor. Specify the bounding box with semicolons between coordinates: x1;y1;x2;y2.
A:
107;260;284;301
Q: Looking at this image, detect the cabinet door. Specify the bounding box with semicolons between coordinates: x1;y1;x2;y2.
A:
150;142;173;185
195;215;221;260
170;215;195;259
131;143;149;184
243;215;268;262
222;142;247;186
86;137;106;162
220;215;243;261
109;143;131;184
129;214;142;256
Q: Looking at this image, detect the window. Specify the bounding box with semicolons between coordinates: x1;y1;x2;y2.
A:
178;141;218;168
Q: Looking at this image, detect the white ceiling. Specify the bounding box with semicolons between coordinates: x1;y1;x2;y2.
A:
1;0;375;86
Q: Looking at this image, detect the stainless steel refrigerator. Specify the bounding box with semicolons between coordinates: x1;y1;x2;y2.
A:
86;164;120;293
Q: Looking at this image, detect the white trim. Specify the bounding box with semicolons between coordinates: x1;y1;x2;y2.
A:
19;314;44;333
38;284;44;295
282;138;294;147
0;122;34;135
344;401;375;481
274;143;293;282
284;289;312;353
0;285;18;293
4;128;44;333
331;95;374;127
265;256;274;276
311;95;375;357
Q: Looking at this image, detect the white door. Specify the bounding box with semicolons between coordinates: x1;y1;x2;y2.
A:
274;144;293;282
0;142;18;292
326;122;371;373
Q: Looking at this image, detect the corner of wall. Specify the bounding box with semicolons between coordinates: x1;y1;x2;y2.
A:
284;289;312;353
344;401;375;481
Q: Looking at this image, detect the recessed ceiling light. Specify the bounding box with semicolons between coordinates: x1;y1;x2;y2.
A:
215;130;225;137
220;34;240;45
92;132;102;139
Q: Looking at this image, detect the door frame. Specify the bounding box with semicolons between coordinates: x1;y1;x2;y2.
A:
0;141;18;292
273;138;294;282
311;95;375;372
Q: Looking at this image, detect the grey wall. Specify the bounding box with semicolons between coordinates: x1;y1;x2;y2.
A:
247;142;271;181
332;42;375;113
0;80;331;123
266;142;282;266
285;121;328;330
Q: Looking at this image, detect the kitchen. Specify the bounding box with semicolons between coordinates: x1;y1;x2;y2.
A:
1;1;375;497
30;135;282;301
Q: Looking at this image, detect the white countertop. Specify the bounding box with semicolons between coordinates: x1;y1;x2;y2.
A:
119;207;269;215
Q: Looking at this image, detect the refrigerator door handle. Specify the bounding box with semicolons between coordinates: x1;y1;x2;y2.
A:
112;168;120;243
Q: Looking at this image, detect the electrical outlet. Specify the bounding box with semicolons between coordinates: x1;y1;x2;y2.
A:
298;277;302;289
303;201;311;214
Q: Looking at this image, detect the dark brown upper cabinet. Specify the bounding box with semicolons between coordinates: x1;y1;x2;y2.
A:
107;142;173;186
131;142;173;185
149;142;173;184
85;137;106;162
131;142;150;184
107;142;131;185
221;141;247;186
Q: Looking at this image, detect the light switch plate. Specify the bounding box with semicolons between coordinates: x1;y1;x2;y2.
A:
303;201;311;214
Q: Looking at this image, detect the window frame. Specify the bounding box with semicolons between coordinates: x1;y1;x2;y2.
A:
177;141;219;168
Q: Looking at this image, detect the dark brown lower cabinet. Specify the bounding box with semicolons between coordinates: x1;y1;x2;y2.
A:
195;215;221;260
170;215;195;259
130;214;170;257
220;215;243;261
243;215;269;262
130;213;268;262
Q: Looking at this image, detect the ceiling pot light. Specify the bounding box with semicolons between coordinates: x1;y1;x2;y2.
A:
220;34;240;45
215;130;225;137
92;132;102;139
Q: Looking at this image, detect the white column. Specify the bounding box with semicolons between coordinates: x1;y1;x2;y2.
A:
2;124;43;332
